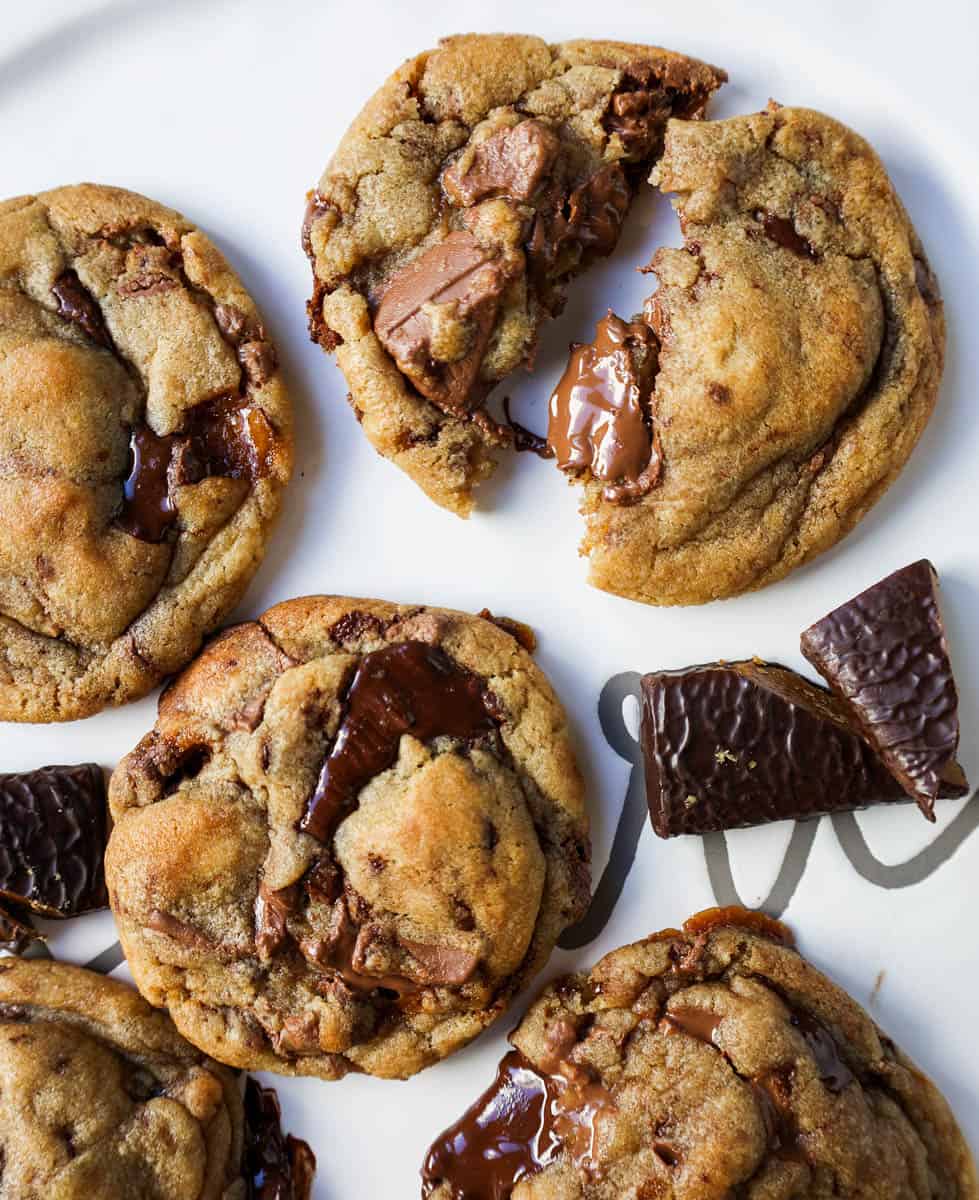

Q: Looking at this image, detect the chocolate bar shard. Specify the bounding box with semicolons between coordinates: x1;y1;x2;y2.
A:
0;764;109;918
0;904;42;955
801;560;968;821
243;1077;316;1200
640;662;906;837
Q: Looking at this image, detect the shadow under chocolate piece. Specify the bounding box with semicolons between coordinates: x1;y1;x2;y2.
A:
0;764;108;933
801;559;968;821
640;662;908;837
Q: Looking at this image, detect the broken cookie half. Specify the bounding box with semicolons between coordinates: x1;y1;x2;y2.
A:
550;102;945;606
303;33;725;515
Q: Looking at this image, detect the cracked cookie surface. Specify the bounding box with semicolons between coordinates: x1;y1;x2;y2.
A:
566;104;944;606
0;184;292;721
422;908;977;1199
303;33;724;515
0;958;246;1200
106;596;589;1080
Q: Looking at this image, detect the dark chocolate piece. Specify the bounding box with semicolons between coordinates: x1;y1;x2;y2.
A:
0;904;42;954
421;1047;611;1200
301;641;498;843
374;231;507;414
243;1077;316;1200
0;764;108;917
50;269;113;348
640;661;906;837
118;397;274;542
800;560;968;820
753;211;816;258
443;120;559;207
547;311;660;502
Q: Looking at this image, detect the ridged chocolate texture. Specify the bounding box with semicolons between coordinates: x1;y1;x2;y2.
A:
0;764;108;917
801;560;968;821
640;662;906;837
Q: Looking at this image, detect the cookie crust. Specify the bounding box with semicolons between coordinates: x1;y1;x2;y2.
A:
0;184;292;721
106;596;589;1080
579;105;945;605
304;34;724;515
0;958;246;1200
424;909;977;1198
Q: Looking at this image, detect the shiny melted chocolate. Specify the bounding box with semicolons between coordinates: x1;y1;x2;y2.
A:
51;270;113;349
118;397;274;542
754;211;816;258
243;1077;316;1200
300;641;498;843
421;1048;612;1200
548;311;660;502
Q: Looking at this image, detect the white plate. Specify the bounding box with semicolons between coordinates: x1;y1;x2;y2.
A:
2;1;977;1193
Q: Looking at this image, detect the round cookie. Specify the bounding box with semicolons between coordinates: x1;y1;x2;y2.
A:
0;184;292;721
106;597;590;1080
556;104;945;605
303;34;724;516
0;958;246;1199
422;908;977;1199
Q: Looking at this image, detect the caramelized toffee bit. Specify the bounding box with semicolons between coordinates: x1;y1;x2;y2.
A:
421;1047;614;1200
443;120;560;207
753;210;817;258
682;906;795;946
548;311;660;502
0;764;108;919
118;397;275;543
50;269;113;348
374;231;508;414
243;1077;316;1200
800;560;968;819
301;640;499;843
640;661;908;837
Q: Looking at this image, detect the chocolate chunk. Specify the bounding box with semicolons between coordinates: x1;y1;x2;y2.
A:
753;211;816;258
50;270;113;349
476;608;537;653
443;119;560;207
0;764;108;918
604;77;672;158
640;661;907;837
300;641;498;844
0;904;42;955
548;311;660;502
800;560;968;820
254;882;295;960
422;1044;613;1199
213;303;279;387
118;397;275;542
243;1077;316;1200
400;938;479;986
788;1009;853;1093
662;1006;722;1045
374;231;507;414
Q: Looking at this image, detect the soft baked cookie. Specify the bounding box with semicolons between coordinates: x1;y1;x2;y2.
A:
422;907;978;1199
0;958;246;1199
303;34;724;515
106;597;589;1080
0;184;292;721
548;104;944;605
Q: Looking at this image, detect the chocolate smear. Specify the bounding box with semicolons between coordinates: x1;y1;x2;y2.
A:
0;764;108;918
301;641;498;844
548;311;660;502
801;560;968;820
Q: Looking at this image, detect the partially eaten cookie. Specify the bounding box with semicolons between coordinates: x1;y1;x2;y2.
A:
303;33;725;515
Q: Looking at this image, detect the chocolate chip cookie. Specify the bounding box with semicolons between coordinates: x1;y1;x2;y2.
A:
0;958;247;1199
0;184;292;721
303;34;724;515
422;908;977;1199
106;597;589;1080
550;103;944;605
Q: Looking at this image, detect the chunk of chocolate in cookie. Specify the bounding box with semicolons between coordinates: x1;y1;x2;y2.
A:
243;1077;316;1200
801;560;968;820
443;119;560;207
374;232;507;414
640;662;906;837
0;905;41;955
0;764;109;917
548;311;660;502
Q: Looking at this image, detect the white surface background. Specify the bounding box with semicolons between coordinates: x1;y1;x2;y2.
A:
2;1;978;1193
